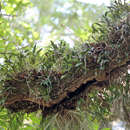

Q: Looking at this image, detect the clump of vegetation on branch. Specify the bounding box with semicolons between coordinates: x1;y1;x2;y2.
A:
0;0;129;129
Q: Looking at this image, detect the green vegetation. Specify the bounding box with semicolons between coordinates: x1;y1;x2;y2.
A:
0;0;129;129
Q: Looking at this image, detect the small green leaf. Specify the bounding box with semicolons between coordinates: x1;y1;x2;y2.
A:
102;128;111;130
75;62;82;67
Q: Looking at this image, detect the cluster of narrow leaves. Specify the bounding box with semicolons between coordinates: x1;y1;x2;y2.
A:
92;0;130;42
